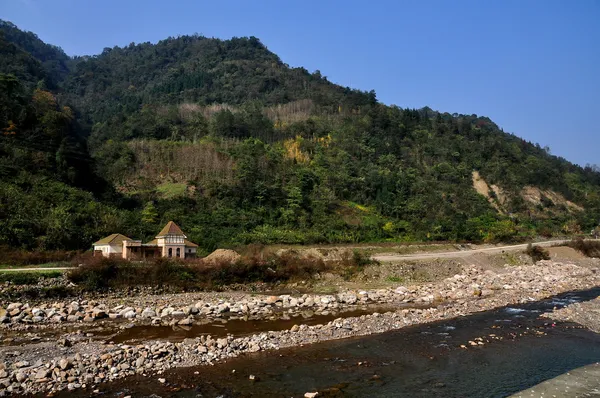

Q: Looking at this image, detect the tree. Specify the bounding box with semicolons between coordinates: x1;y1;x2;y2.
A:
141;202;159;224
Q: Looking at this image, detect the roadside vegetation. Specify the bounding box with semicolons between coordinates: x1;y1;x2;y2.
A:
0;270;63;285
567;238;600;258
524;243;551;262
0;246;78;267
66;250;374;292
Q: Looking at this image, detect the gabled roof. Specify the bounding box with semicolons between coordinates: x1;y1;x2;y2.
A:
156;221;186;238
184;239;198;248
93;233;132;246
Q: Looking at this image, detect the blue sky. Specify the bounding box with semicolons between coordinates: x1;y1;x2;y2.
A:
2;0;599;166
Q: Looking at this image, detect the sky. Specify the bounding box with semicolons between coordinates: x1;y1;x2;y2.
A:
1;0;599;166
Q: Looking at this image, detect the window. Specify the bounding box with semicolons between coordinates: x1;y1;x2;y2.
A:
168;248;172;257
176;248;181;258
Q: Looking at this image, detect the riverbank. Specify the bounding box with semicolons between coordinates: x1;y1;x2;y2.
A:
1;257;599;395
545;295;600;334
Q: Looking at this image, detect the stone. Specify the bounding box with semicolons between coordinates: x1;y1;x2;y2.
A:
160;308;174;317
141;308;157;318
178;317;193;326
290;324;300;332
118;307;135;316
158;378;166;384
67;315;80;322
92;309;107;319
6;303;22;311
305;392;319;398
59;359;72;370
35;369;50;379
14;361;30;368
216;338;228;348
9;309;21;317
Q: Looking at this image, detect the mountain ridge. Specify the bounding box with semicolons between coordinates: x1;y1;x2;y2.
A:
1;20;599;252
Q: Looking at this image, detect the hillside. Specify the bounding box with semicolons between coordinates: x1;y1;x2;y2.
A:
1;20;599;253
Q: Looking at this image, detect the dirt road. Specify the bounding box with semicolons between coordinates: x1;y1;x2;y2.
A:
372;239;576;262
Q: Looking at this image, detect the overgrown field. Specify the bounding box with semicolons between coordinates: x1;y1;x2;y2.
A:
66;250;372;292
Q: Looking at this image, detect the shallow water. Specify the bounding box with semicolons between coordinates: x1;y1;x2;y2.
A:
58;288;600;398
108;304;408;344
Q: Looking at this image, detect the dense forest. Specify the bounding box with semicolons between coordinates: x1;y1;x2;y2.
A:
1;20;599;254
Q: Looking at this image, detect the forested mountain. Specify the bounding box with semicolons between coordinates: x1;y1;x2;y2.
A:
1;20;599;253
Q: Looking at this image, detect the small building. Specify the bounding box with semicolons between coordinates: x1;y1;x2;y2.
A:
92;234;132;258
93;221;198;259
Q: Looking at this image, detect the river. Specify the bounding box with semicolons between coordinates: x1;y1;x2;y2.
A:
56;288;600;397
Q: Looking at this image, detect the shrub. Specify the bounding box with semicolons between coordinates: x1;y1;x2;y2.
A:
567;238;600;258
525;243;550;262
67;251;334;291
0;246;78;266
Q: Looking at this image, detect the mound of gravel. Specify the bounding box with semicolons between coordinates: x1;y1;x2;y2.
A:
202;249;241;265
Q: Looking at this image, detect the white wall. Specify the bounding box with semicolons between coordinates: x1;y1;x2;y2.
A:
94;244;122;257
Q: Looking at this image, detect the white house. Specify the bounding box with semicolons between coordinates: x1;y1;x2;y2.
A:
92;234;133;257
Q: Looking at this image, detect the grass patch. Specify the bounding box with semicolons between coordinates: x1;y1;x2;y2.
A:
156;182;187;198
0;270;63;285
0;262;72;269
387;276;405;283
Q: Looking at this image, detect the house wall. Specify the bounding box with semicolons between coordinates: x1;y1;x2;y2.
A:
93;244;122;257
162;244;186;258
185;247;197;259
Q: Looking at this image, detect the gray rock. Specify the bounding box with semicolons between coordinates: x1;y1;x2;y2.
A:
59;359;71;370
141;308;156;318
14;361;30;368
35;369;49;379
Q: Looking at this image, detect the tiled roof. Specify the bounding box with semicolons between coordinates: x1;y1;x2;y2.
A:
184;239;198;248
93;233;132;246
156;221;186;237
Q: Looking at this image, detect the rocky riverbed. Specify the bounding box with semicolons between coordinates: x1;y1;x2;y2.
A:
1;259;599;395
545;295;600;334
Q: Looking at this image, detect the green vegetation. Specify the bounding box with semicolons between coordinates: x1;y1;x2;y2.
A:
0;270;63;285
0;262;71;269
387;276;405;283
156;182;188;199
1;19;599;255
